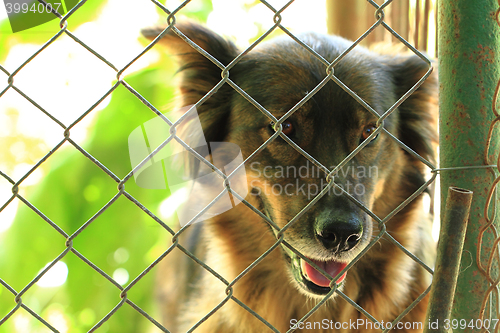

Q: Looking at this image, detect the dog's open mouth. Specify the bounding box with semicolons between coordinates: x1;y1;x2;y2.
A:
290;254;348;295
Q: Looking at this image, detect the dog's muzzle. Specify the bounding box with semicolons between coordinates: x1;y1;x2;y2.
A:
288;214;363;296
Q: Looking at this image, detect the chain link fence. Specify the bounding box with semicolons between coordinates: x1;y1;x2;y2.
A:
478;79;500;331
0;0;498;332
477;2;500;327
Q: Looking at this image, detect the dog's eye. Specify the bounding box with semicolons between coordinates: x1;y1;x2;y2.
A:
269;120;295;137
361;124;379;143
282;120;294;136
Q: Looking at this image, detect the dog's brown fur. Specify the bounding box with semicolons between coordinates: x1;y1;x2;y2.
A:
144;23;438;333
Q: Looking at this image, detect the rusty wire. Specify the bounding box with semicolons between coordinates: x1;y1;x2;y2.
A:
0;0;464;332
476;1;500;331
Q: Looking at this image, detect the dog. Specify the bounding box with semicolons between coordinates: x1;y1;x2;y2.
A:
142;22;438;332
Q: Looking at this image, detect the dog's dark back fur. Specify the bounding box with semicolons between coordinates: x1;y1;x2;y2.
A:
145;23;437;332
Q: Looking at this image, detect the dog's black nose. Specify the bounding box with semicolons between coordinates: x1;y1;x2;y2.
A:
315;218;363;252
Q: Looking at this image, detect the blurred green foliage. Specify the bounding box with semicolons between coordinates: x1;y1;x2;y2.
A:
0;0;215;332
0;66;179;332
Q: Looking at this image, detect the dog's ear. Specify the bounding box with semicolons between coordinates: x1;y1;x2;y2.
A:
388;55;438;163
142;23;240;183
141;23;239;143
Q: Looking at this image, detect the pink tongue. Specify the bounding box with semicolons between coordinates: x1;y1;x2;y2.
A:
302;259;348;287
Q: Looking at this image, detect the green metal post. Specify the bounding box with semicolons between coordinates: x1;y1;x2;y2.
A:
438;0;500;327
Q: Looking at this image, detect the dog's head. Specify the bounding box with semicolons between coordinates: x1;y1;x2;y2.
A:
143;23;437;297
